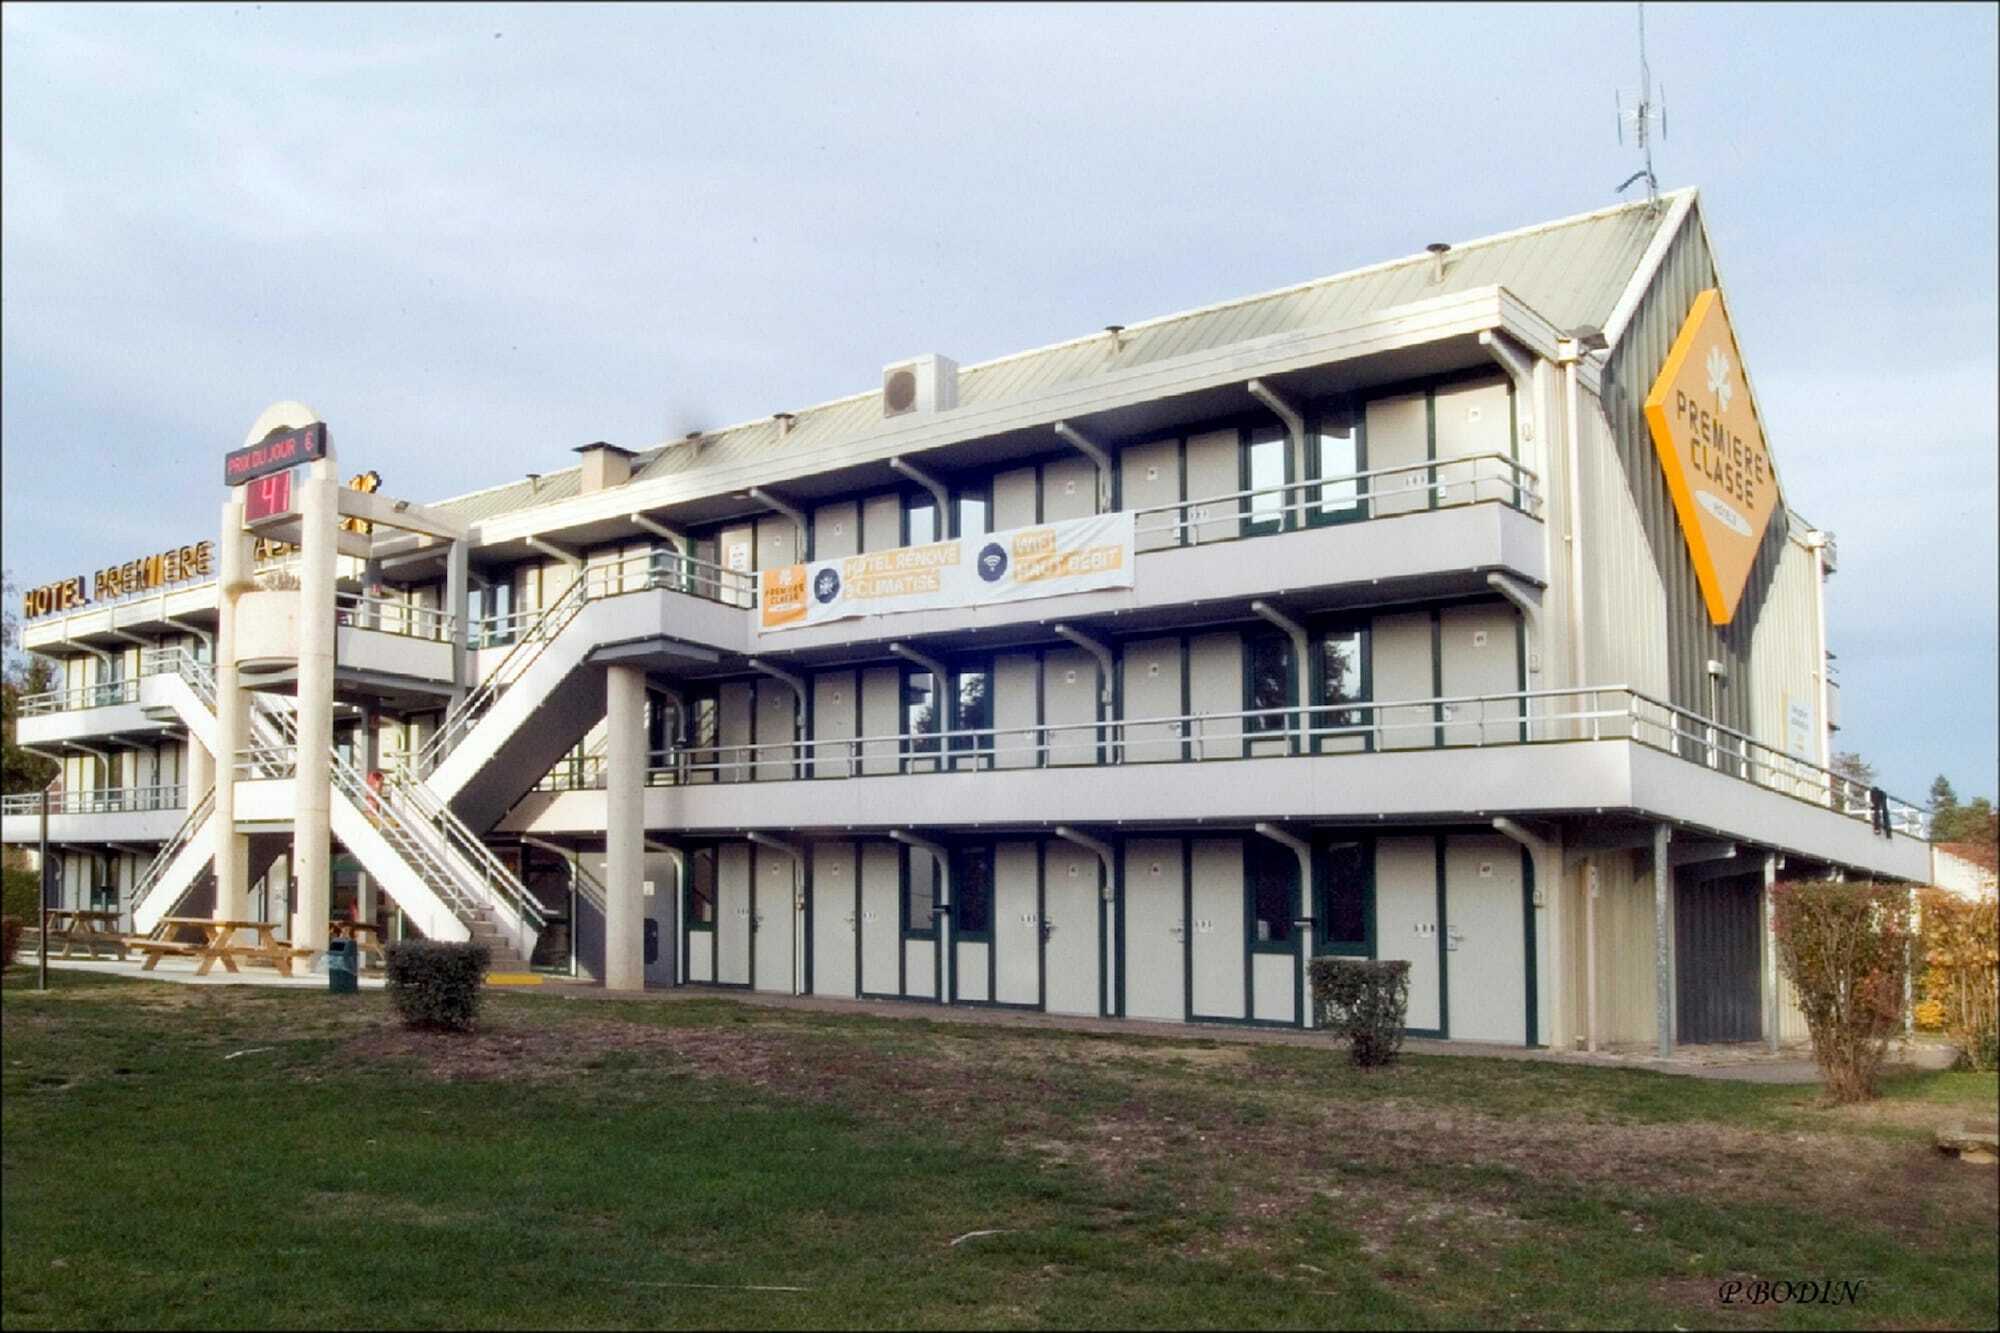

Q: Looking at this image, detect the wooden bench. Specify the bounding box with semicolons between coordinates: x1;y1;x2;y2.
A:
43;909;128;960
125;937;203;971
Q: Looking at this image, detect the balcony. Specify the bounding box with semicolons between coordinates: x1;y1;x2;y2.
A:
504;685;1931;883
0;785;189;845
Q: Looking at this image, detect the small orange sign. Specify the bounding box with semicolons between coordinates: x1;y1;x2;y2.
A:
1642;288;1779;624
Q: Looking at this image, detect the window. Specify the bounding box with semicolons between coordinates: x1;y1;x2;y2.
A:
474;580;516;647
1316;627;1367;740
1242;423;1289;534
687;849;716;928
1246;632;1293;735
1247;839;1297;947
1311;405;1363;521
952;667;991;769
905;849;937;936
646;691;677;766
953;847;994;939
905;495;938;547
1318;841;1370;953
955;489;989;539
905;670;940;768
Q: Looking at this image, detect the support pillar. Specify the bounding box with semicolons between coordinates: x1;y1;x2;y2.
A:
1652;823;1673;1059
184;728;215;806
357;709;381;926
1762;852;1780;1053
604;663;646;991
212;497;253;922
445;537;470;709
290;458;338;954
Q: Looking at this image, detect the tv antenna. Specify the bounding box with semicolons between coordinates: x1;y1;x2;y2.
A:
1615;2;1667;208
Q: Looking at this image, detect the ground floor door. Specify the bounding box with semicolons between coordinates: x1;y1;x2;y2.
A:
1123;838;1184;1021
1043;841;1101;1015
992;842;1041;1006
809;841;857;996
751;846;799;994
1189;838;1246;1020
716;843;752;985
1674;870;1763;1044
1375;837;1442;1033
859;841;901;997
1443;836;1529;1045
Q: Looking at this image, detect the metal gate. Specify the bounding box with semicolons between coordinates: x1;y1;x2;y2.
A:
1674;872;1763;1044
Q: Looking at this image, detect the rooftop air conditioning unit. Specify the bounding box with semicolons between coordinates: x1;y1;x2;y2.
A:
883;354;958;419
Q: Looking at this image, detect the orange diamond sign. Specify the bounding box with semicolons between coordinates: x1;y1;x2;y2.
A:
1643;288;1779;624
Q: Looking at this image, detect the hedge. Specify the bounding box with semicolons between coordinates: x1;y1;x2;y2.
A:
1914;887;1999;1071
383;940;491;1032
0;916;20;970
2;865;41;924
1309;958;1411;1066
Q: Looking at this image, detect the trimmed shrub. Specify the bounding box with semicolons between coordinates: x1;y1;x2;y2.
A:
1915;888;1999;1072
1;916;21;970
383;940;491;1032
1310;958;1411;1067
2;865;41;924
1771;880;1914;1103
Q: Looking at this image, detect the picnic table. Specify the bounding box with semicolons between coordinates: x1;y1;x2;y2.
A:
42;909;128;960
126;918;317;977
330;920;388;970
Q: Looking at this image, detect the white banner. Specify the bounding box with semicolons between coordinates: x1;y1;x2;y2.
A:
759;511;1135;633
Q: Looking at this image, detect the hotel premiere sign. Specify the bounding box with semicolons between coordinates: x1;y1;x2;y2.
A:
1642;287;1779;625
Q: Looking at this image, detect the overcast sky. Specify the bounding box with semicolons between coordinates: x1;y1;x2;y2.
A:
3;2;1995;800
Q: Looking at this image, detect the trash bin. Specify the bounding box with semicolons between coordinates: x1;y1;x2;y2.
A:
327;938;359;994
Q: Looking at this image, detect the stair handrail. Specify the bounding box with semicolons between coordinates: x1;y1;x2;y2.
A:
564;850;608;915
127;788;217;917
416;574;592;775
389;772;549;932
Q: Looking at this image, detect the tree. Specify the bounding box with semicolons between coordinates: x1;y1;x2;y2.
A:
1831;751;1877;789
2;572;60;798
1927;771;1999;853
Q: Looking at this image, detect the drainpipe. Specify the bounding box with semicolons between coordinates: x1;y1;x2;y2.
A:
890;829;951;1005
747;830;804;995
1805;530;1833;776
1477;330;1537;450
748;486;810;562
1555;344;1592;726
1246;380;1306;514
1052;421;1115;511
1652;823;1673;1059
1051;623;1116;761
1253;821;1315;1029
1053;825;1116;1017
1485;573;1543;737
164;615;215;659
1492;816;1560;1049
889;457;951;524
746;659;808;772
1250;601;1309;751
525;534;584;568
1581;861;1601;1052
630;512;686;549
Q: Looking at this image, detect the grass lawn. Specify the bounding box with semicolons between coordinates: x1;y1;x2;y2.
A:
3;967;1995;1330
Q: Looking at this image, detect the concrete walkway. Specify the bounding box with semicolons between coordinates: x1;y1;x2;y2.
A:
33;956;386;991
39;960;1962;1084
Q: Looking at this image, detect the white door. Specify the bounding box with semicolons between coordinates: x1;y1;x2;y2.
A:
994;842;1041;1005
1123;839;1184;1021
751;847;797;994
1189;838;1245;1019
1043;841;1101;1015
643;857;677;986
1444;835;1528;1044
859;842;900;995
716;843;752;985
1375;837;1441;1031
810;842;857;996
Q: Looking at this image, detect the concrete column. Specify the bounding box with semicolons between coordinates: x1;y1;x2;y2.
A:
1652;823;1673;1059
604;663;646;991
184;730;214;805
212;499;252;922
1761;852;1780;1053
446;537;470;709
289;459;338;953
357;708;380;924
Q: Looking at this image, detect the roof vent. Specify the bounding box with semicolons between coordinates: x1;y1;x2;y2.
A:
883;354;958;419
1426;242;1451;285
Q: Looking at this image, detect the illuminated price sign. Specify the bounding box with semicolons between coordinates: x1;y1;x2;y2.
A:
244;469;296;523
225;421;326;487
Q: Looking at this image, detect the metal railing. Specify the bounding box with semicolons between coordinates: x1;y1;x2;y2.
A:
335;592;457;643
0;785;186;817
127;788;216;919
1131;452;1541;546
18;677;140;715
523;684;1924;839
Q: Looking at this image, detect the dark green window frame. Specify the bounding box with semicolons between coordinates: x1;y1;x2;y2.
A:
1309;621;1372;753
951;845;995;941
902;491;940;547
902;845;939;940
1305;399;1367;526
953;482;991;540
901;666;942;772
950;658;994;771
1238;422;1292;537
1315;837;1374;956
1242;630;1297;745
1245;838;1299;952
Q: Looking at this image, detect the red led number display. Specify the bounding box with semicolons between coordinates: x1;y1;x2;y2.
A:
245;469;295;522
